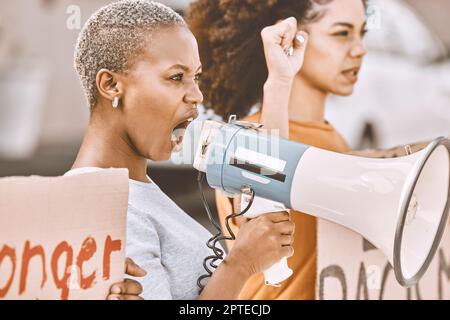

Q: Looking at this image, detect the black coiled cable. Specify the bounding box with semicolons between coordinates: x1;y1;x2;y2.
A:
196;172;255;292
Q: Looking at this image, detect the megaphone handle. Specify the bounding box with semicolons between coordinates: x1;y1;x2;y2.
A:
263;257;293;286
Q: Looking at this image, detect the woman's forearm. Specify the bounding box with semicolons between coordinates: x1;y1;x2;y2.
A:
198;253;251;300
348;141;430;158
260;77;293;140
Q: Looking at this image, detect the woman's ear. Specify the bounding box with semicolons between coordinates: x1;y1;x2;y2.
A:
96;69;124;102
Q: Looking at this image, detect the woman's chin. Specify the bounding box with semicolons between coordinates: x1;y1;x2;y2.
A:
150;146;173;162
333;85;355;97
152;153;172;162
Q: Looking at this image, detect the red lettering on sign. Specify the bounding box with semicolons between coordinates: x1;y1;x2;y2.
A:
51;241;73;300
0;246;16;298
102;236;122;280
0;234;123;299
19;241;47;294
76;237;97;289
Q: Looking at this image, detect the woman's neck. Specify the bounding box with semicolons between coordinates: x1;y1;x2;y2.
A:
72;112;150;183
288;75;328;123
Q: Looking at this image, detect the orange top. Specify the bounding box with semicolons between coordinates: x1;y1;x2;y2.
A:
215;112;351;300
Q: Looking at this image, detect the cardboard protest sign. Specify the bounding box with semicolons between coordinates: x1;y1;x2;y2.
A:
317;219;450;300
0;169;129;300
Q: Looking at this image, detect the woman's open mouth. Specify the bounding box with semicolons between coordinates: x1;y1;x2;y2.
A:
171;117;196;152
342;66;360;84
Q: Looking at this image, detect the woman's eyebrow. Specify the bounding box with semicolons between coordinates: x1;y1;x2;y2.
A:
168;64;203;72
332;21;367;31
331;22;354;29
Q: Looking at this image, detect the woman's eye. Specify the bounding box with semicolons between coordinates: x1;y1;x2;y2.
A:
334;30;350;37
170;74;183;82
194;73;202;81
361;29;369;38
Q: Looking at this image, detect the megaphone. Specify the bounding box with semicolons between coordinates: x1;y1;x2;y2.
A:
191;117;450;288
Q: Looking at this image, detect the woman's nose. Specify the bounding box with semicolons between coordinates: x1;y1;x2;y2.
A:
184;82;204;106
350;39;367;58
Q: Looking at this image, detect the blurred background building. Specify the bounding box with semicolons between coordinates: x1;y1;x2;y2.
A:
0;0;449;230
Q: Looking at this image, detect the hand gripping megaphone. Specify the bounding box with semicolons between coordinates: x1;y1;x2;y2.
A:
191;117;450;288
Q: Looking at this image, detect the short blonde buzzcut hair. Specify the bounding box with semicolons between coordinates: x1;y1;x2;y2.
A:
74;0;185;109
